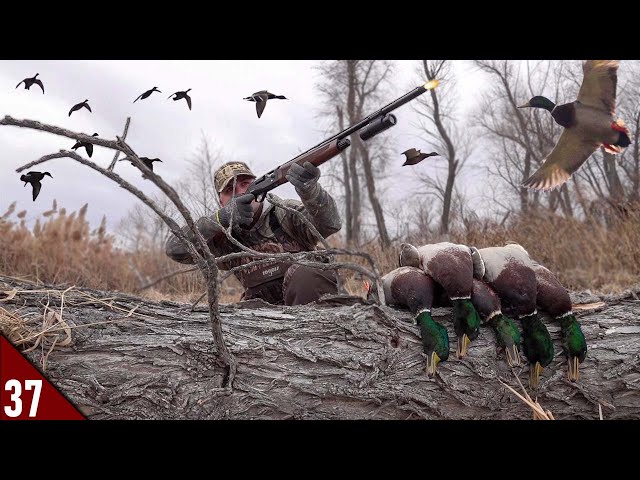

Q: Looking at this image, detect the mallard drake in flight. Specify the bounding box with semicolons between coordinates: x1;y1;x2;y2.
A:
16;73;44;94
168;89;192;110
399;242;482;359
470;278;523;367
69;99;91;117
133;86;161;103
19;171;52;201
370;266;450;376
532;261;587;383
401;148;440;166
243;90;287;118
472;243;553;389
71;133;99;158
518;60;631;191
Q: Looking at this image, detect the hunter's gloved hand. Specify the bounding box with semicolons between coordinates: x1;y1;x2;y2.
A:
216;193;255;229
286;161;320;199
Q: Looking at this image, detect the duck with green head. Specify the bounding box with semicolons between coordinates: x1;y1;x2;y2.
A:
470;278;523;367
471;243;554;389
400;242;482;359
532;262;587;382
369;266;450;376
518;60;631;192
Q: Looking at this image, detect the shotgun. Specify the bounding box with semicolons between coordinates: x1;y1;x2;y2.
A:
247;80;440;202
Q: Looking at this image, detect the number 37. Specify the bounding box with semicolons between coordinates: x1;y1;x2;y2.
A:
4;379;42;418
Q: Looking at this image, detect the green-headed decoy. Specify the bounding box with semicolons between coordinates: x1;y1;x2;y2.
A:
71;133;99;158
16;73;44;94
518;60;631;191
470;278;522;367
371;266;450;376
401;148;440;166
69;99;91;117
399;242;482;359
472;243;553;389
532;262;587;383
19;171;52;201
167;89;192;110
243;90;287;118
133;86;161;103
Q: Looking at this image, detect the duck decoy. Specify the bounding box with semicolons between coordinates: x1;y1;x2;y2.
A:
368;266;450;376
399;242;482;359
19;171;52;201
243;90;287;118
471;243;553;389
518;60;631;191
69;99;91;117
470;278;523;367
16;73;44;94
167;89;192;110
401;148;440;166
531;261;587;383
133;86;161;103
71;133;99;158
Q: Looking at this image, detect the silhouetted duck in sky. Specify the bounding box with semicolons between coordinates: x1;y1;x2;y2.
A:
20;171;52;201
134;86;161;103
69;99;91;117
243;90;287;118
120;156;163;178
401;148;440;166
167;89;192;110
518;60;631;191
71;133;99;158
16;73;44;94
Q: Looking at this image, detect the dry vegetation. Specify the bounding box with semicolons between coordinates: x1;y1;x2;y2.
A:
2;199;639;304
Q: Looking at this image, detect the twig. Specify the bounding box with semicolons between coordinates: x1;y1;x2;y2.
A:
4;116;236;387
108;117;131;171
138;266;198;292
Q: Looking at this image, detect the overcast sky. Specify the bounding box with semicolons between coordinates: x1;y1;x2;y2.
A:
0;60;487;241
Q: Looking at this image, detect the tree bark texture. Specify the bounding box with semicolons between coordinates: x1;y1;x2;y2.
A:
1;276;638;420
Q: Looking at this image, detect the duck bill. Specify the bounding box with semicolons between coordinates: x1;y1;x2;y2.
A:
425;351;441;377
456;334;471;359
529;361;544;390
568;356;580;382
504;344;522;368
517;101;531;108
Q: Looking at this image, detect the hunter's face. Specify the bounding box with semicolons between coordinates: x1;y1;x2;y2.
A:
219;175;259;210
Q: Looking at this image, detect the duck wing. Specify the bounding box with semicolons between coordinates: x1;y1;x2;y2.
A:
34;79;45;94
185;94;192;110
523;128;599;191
32;181;42;201
86;143;94;158
577;60;619;116
254;93;269;118
83;103;92;112
133;92;144;103
15;79;25;89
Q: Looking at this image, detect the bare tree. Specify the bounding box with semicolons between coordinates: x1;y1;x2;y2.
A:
410;60;474;235
314;60;395;247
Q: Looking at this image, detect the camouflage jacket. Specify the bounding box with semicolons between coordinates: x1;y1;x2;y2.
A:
164;185;341;297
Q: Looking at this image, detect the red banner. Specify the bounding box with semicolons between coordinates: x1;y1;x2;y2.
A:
0;335;85;420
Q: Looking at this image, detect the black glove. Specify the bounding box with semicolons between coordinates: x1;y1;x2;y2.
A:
216;193;255;229
286;161;320;199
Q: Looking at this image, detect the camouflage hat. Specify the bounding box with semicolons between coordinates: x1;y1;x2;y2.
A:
214;161;256;194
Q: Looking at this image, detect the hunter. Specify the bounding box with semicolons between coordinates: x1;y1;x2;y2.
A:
165;161;342;305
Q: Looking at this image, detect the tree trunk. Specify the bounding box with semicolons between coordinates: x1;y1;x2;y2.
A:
336;106;353;244
346;61;361;245
356;138;390;248
2;276;638;420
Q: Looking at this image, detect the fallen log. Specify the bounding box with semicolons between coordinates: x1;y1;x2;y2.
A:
1;275;638;420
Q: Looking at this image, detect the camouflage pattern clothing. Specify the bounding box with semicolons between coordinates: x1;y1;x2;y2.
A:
165;186;341;304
